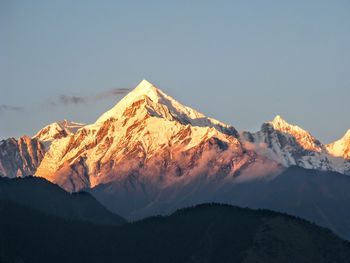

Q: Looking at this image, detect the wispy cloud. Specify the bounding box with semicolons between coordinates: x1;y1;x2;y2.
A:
46;95;86;107
0;104;23;113
96;88;131;99
58;95;86;105
46;87;131;108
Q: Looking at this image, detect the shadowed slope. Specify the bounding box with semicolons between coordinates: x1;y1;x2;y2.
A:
217;166;350;240
0;176;125;225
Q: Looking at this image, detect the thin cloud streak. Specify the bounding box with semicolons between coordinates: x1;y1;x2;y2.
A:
45;87;131;108
58;95;86;105
96;88;131;99
0;105;23;113
46;95;86;107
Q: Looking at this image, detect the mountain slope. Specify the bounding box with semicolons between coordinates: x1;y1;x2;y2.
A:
33;120;85;143
241;115;348;173
327;130;350;159
0;176;125;225
35;80;276;192
0;120;84;179
0;136;45;178
216;166;350;240
90;166;350;240
1;202;349;263
327;129;350;174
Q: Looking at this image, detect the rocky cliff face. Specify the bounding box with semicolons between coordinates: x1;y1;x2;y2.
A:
0;136;45;178
241;115;349;175
33;120;85;144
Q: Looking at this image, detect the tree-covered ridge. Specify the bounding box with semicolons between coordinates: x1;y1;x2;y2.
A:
1;202;349;263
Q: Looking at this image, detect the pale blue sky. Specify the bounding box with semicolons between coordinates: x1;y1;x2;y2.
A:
1;0;349;143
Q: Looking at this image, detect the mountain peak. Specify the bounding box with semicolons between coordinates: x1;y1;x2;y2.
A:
268;115;312;137
94;80;233;131
34;120;84;142
269;116;310;136
344;129;350;139
272;115;284;122
331;129;350;143
269;115;293;130
127;79;161;103
263;115;324;153
95;80;164;124
327;129;350;159
134;79;155;91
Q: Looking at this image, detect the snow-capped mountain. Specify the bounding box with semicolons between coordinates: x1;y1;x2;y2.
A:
0;136;45;178
327;130;350;160
34;120;85;143
0;120;84;179
1;79;350;220
327;130;350;174
241;115;349;174
1;80;348;187
34;80;276;192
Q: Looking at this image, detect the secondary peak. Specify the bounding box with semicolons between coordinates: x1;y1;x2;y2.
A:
270;115;290;127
